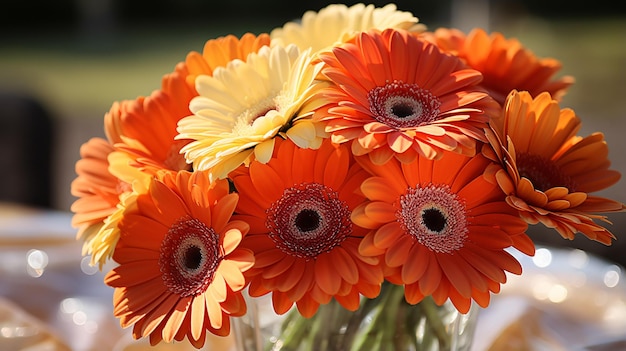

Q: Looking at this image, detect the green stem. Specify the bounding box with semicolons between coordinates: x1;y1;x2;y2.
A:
308;300;339;351
381;285;405;351
270;308;312;351
262;285;462;351
338;295;382;350
350;294;388;351
419;297;451;350
393;296;408;350
351;284;406;351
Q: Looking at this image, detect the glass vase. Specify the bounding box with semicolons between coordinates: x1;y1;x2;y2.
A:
232;283;478;351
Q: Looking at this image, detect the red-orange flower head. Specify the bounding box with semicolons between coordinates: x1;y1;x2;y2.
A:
352;150;534;313
231;138;382;318
104;171;254;347
316;28;499;165
422;28;575;105
484;90;625;245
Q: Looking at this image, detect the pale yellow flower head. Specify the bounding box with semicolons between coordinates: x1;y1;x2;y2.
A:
270;3;425;53
84;151;150;269
176;44;329;181
84;190;134;269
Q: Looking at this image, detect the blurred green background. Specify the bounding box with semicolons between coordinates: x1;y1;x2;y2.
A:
1;1;625;264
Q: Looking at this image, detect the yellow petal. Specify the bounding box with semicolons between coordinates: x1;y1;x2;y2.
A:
254;138;276;164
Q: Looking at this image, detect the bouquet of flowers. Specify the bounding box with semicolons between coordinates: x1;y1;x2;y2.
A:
70;3;625;350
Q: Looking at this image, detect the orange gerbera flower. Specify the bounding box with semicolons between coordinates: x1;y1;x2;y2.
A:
352;151;534;313
71;34;270;269
104;172;254;347
231;138;382;318
316;28;499;164
179;32;270;88
105;93;192;177
106;33;270;176
422;28;575;105
484;90;625;245
72;102;157;268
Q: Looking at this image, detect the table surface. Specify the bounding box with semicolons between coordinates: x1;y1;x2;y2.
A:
2;202;626;351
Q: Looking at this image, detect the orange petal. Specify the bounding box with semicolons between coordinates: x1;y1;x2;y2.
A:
418;253;442;295
358;231;386;257
404;282;426;305
211;193;239;232
364;201;397;223
218;260;247;291
204;293;223;330
360;177;398;203
373;222;403;249
351;204;382;229
190;296;206;340
272;291;294;315
387;132;414;153
315;255;342;295
331;246;359;285
295;294;320;318
162;298;191;342
385;235;414;267
436;254;473;298
401;244;429;284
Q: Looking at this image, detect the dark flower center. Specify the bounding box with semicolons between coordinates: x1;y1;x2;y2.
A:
392;104;414;119
160;216;222;297
516;152;576;192
266;183;352;259
422;208;447;232
295;209;321;232
397;184;467;253
368;80;441;129
184;246;202;270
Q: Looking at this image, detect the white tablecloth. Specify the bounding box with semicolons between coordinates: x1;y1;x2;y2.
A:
2;203;626;351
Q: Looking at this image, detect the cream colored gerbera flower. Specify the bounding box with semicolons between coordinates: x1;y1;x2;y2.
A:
176;44;328;181
270;3;425;54
83;151;151;268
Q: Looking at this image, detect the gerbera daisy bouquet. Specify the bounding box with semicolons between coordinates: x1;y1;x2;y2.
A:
70;3;625;350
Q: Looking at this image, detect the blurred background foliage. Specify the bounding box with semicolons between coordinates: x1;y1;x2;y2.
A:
1;1;624;126
0;1;625;264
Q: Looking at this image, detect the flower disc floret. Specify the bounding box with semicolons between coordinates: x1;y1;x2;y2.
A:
398;185;468;253
266;183;352;259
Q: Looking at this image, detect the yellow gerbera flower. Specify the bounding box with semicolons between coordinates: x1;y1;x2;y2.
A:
177;44;329;181
83;151;153;268
72;34;270;270
270;3;425;53
70;138;124;264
